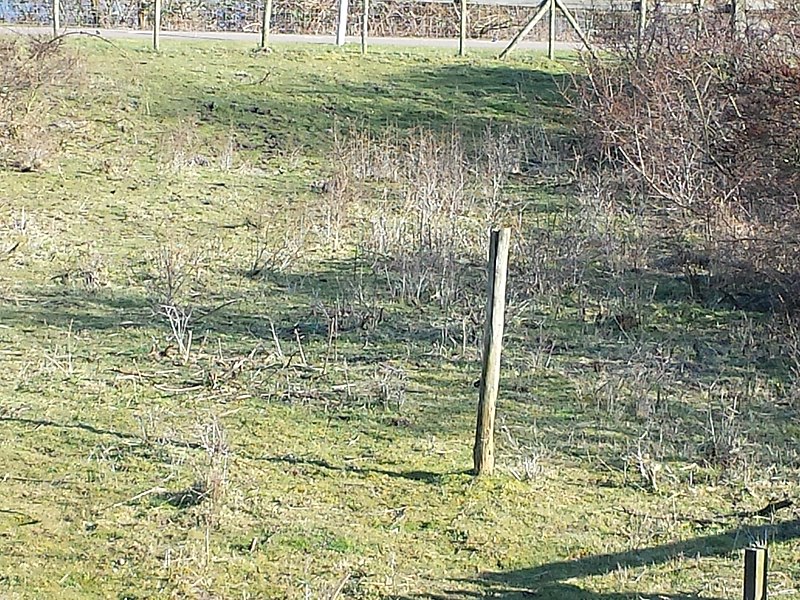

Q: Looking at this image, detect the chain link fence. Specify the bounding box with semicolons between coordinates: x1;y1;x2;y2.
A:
0;0;605;40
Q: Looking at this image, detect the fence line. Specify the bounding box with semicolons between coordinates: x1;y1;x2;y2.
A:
1;0;778;41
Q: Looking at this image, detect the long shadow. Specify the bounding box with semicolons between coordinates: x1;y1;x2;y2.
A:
392;518;800;599
0;416;203;450
258;453;468;484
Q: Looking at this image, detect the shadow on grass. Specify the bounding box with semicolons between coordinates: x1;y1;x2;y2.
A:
259;453;469;484
0;415;203;450
148;58;571;146
393;518;800;599
0;257;795;462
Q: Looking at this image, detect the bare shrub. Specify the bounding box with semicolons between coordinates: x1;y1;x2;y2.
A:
147;243;206;363
0;36;81;171
332;125;542;312
569;6;800;311
246;204;310;278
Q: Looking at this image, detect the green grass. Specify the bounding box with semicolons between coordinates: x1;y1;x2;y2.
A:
1;38;799;600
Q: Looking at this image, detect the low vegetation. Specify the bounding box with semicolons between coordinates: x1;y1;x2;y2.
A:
0;31;799;600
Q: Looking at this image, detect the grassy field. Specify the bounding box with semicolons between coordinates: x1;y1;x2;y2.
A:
1;38;799;600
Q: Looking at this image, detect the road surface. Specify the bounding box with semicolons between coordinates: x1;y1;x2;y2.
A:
0;24;585;52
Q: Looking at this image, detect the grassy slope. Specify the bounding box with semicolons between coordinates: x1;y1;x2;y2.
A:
0;39;799;600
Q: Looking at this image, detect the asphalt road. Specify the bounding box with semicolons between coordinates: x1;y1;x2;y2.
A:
0;24;584;52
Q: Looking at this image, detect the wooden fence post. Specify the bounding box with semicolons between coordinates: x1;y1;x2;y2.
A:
153;0;161;50
743;546;768;600
52;0;60;36
499;0;550;59
260;0;273;48
732;0;747;33
548;0;556;59
459;0;468;56
473;228;511;476
336;0;349;46
361;0;369;54
637;0;647;42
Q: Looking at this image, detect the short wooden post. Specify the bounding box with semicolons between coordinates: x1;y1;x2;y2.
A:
260;0;273;48
153;0;161;50
743;546;768;600
336;0;349;46
637;0;647;42
548;0;556;59
52;0;60;36
361;0;369;54
499;0;550;59
473;228;511;476
732;0;747;33
459;0;468;56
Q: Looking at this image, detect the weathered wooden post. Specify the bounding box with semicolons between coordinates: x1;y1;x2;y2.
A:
499;0;550;59
260;0;273;48
548;0;556;59
732;0;747;34
637;0;647;42
473;228;511;476
153;0;161;50
361;0;369;54
52;0;60;36
336;0;349;46
459;0;468;56
743;546;767;600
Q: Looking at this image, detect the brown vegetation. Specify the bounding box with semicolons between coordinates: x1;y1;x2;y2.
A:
570;5;800;312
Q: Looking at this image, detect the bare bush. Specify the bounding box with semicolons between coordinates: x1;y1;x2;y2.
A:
569;6;800;311
147;243;206;363
329;126;541;313
246;206;310;277
0;36;80;171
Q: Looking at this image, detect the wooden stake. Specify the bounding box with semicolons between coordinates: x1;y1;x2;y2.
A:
52;0;60;36
361;0;369;54
554;0;595;58
637;0;647;43
336;0;349;46
153;0;161;50
732;0;747;34
473;228;511;477
459;0;468;56
260;0;273;48
743;546;767;600
499;0;550;59
548;0;556;59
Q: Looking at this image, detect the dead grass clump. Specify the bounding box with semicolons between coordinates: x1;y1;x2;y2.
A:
162;120;241;172
0;36;81;172
146;242;207;363
245;204;310;278
332;126;539;313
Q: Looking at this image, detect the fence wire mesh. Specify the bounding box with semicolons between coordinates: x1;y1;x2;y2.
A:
0;0;605;41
